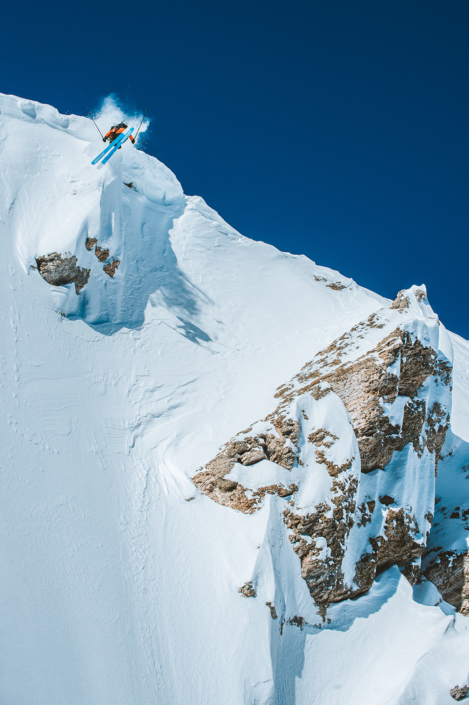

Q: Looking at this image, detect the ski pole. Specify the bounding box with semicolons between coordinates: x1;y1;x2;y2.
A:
88;113;104;139
134;110;148;142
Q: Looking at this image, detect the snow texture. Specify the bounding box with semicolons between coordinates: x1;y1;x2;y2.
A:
1;93;469;704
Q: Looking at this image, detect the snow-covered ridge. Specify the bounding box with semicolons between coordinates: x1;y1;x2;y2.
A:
2;93;469;704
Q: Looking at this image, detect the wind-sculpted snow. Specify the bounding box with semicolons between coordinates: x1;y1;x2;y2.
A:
2;93;469;704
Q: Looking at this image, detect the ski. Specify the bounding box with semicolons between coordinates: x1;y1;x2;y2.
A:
101;128;134;165
91;128;133;166
91;132;126;165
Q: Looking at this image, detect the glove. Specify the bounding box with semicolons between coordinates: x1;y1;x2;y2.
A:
103;138;106;142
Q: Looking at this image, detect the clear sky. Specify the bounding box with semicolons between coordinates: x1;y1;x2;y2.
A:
3;0;468;337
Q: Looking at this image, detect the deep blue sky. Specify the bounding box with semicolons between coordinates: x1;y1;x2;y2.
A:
3;0;468;336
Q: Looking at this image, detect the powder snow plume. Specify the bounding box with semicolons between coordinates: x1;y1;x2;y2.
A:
95;93;150;146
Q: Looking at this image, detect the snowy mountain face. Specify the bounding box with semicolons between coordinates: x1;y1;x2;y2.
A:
1;93;469;704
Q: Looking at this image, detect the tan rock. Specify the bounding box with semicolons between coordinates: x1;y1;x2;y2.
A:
238;582;256;598
193;301;452;613
424;551;469;614
95;246;109;262
217;478;238;492
103;260;120;278
85;237;97;251
450;685;469;701
275;329;450;474
390;290;410;311
36;252;90;294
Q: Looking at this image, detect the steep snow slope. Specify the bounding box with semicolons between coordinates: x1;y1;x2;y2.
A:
1;93;469;705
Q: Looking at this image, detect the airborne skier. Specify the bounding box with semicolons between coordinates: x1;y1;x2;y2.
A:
103;122;136;144
89;109;147;166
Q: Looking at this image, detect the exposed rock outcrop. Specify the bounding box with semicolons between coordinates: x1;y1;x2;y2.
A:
37;238;120;295
36;252;90;294
326;282;346;291
95;246;110;262
450;685;469;701
85;237;97;251
103;260;120;278
284;474;358;613
238;582;256;598
193;426;300;513
414;288;427;303
424;551;469;614
390;290;410;311
274;327;451;474
368;508;423;584
193;288;452;613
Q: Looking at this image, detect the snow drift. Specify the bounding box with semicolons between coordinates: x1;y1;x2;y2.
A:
1;93;469;704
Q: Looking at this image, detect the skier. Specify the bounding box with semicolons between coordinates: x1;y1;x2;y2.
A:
103;122;135;144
